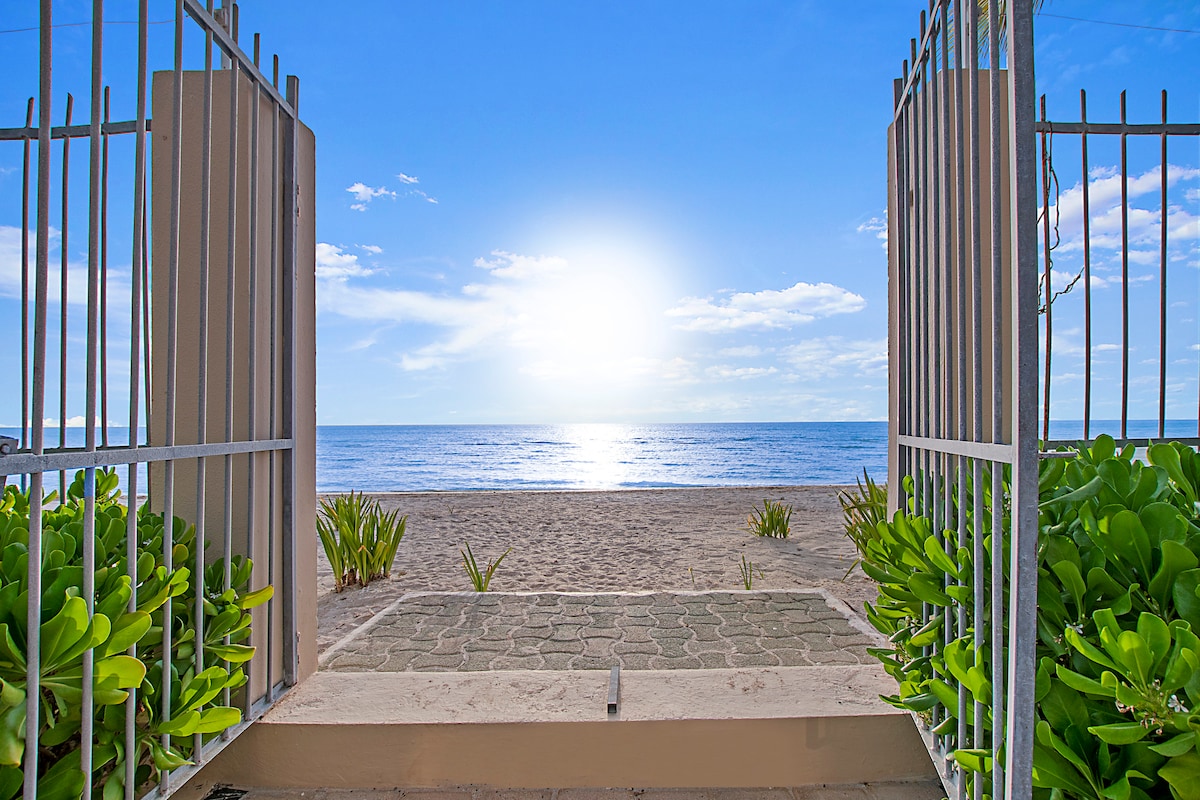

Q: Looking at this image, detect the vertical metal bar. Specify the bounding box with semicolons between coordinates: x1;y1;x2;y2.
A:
968;0;982;450
25;4;53;798
1005;2;1040;798
1119;91;1129;440
101;85;111;449
22;98;34;472
80;4;106;794
125;3;149;795
246;34;262;714
1080;91;1092;441
161;0;188;785
1158;91;1168;439
986;0;1006;792
266;58;280;700
60;93;74;496
1039;96;1052;442
221;35;241;711
282;75;301;686
141;198;151;450
192;0;217;763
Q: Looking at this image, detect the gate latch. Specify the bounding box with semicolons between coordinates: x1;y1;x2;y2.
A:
0;437;16;457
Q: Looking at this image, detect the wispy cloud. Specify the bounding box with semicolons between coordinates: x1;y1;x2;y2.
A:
1049;164;1200;253
705;365;779;380
316;243;377;280
357;244;383;255
0;225;127;305
666;282;865;332
346;182;396;211
780;337;887;378
396;173;439;204
857;213;887;250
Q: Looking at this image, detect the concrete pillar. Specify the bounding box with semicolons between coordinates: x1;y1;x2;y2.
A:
150;68;318;694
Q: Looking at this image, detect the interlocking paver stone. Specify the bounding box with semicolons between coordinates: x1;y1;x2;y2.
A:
322;591;874;673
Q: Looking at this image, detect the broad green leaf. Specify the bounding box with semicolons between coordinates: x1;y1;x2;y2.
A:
1088;722;1150;745
205;643;256;664
156;710;200;737
1159;751;1200;800
1041;474;1104;509
1149;443;1199;507
1150;732;1197;757
193;706;241;734
908;573;953;607
923;538;960;580
1056;664;1115;697
239;585;274;609
953;748;992;773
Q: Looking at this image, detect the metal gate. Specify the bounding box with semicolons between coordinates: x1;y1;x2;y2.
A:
0;2;308;798
888;1;1040;798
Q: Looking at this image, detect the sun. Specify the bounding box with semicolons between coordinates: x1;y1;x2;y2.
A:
506;239;677;389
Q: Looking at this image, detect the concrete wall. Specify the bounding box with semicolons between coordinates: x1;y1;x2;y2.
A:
888;70;1013;513
150;69;318;695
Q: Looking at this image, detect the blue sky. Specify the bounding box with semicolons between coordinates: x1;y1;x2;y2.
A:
0;1;1198;428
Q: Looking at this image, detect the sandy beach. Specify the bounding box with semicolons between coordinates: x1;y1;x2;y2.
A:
316;486;875;653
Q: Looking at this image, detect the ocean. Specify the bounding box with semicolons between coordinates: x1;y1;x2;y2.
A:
4;419;1197;494
315;422;889;492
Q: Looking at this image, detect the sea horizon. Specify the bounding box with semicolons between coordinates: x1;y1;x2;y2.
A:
3;419;1197;496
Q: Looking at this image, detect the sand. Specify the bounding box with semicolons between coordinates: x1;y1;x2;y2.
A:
315;486;875;653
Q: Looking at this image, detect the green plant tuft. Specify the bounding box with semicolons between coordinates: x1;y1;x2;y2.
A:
838;469;889;579
461;542;510;592
747;498;792;539
738;555;762;590
316;492;407;591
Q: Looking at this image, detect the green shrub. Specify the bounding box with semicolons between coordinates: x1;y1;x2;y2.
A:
747;499;792;539
0;468;271;800
316;492;407;591
461;543;510;592
848;436;1200;800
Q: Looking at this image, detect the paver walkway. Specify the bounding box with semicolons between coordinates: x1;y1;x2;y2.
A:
321;590;879;673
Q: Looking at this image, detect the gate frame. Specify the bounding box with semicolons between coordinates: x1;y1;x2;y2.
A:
887;1;1039;797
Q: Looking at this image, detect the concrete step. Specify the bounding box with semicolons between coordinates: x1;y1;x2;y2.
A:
186;667;940;793
227;785;945;799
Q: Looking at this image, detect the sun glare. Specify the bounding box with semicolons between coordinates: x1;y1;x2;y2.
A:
510;238;676;389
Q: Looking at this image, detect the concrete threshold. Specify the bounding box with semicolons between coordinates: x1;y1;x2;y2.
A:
191;666;938;791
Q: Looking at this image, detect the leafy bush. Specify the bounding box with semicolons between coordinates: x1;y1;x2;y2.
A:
0;468;271;800
747;499;792;539
316;492;407;591
848;436;1200;800
460;543;509;592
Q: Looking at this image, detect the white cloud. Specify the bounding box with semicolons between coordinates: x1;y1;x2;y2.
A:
396;173;420;185
474;250;568;280
666;281;866;332
346;182;397;211
0;224;125;305
705;365;778;380
718;345;764;358
357;244;383;255
780;337;887;378
316;243;376;280
857;213;888;250
1048;164;1200;256
320;249;672;379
